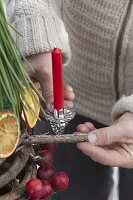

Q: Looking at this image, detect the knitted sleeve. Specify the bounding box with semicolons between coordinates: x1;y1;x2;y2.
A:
111;95;133;121
5;0;71;64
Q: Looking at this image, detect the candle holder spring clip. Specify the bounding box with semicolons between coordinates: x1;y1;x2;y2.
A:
45;105;75;134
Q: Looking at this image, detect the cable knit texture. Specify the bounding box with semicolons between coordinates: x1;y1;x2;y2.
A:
5;0;71;64
112;95;133;121
63;0;133;124
6;0;133;125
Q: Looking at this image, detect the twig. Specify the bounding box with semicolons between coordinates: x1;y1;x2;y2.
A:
0;132;89;198
22;133;89;144
0;163;37;200
0;147;29;189
0;159;5;166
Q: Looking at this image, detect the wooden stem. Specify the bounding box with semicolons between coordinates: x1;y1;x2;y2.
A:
22;133;89;144
0;163;37;200
0;148;29;189
0;132;89;197
0;159;5;166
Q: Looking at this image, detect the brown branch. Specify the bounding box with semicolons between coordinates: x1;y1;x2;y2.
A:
22;133;89;144
0;159;5;166
0;132;89;197
0;163;37;200
0;147;30;189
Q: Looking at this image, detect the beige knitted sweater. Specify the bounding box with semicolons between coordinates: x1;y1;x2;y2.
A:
6;0;133;125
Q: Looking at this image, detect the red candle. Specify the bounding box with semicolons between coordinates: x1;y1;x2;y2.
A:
52;48;64;111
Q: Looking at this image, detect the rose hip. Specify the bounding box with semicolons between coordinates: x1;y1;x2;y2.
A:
50;172;69;191
26;179;43;199
37;166;55;181
39;150;53;164
42;180;52;199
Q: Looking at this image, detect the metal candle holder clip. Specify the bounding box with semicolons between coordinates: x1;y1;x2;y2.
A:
45;105;75;134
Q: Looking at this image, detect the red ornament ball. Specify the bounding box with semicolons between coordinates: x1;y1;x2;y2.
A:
39;150;53;164
37;166;55;181
50;172;69;191
42;180;52;199
26;178;43;199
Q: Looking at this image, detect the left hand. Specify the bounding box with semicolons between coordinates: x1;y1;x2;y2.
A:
24;53;75;108
77;112;133;168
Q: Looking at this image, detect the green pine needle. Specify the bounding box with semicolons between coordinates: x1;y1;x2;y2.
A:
0;0;45;123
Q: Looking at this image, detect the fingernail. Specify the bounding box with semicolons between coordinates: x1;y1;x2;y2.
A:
88;133;97;145
66;85;73;91
68;87;73;91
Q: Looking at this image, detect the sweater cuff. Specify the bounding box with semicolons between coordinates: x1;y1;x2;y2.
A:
111;95;133;121
11;14;71;65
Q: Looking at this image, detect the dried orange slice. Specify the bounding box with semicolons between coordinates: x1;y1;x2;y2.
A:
0;110;20;158
22;88;40;128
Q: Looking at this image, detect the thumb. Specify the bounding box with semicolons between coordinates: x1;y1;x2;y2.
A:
87;124;123;146
35;71;53;103
40;78;53;103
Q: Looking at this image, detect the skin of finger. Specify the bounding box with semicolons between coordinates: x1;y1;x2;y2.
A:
64;84;73;91
77;124;91;133
26;53;52;70
113;143;133;168
64;100;73;108
84;122;96;130
42;89;53;103
44;91;74;108
89;124;127;146
24;53;52;78
36;72;53;91
110;114;133;143
77;142;128;167
92;114;133;147
77;122;96;133
42;95;74;108
25;53;53;95
64;90;75;101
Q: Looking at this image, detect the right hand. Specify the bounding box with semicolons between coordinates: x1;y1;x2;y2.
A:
24;52;75;108
77;113;133;168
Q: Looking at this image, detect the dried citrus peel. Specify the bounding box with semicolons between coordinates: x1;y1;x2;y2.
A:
0;110;20;158
22;88;40;128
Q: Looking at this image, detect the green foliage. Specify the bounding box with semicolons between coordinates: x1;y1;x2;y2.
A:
0;1;44;121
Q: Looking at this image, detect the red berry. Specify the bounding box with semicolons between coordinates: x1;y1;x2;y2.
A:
50;172;69;191
26;179;43;199
37;166;55;181
39;150;53;164
40;143;58;152
42;181;52;199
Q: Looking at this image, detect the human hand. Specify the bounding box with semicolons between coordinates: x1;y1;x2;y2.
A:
24;53;75;108
77;112;133;168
